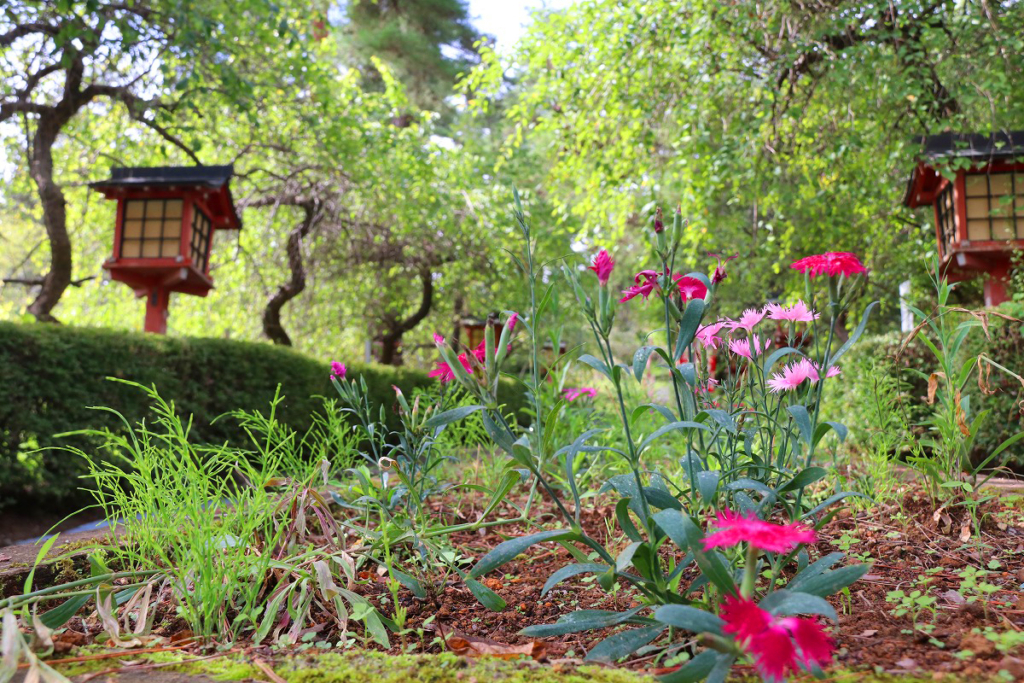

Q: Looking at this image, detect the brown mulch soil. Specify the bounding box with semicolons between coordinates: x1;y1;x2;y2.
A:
8;485;1024;679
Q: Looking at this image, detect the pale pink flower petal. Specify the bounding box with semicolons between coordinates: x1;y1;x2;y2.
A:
767;358;821;393
734;307;766;332
729;335;771;359
766;300;819;323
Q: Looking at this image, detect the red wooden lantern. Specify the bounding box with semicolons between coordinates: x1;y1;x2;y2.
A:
91;165;242;333
460;315;501;350
903;132;1024;306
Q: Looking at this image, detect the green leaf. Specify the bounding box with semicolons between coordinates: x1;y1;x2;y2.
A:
389;567;426;599
639;421;711;453
521;607;646;637
541;563;609;597
470;529;579;578
831;301;878;365
759;589;836;621
423;405;485;428
633;345;659;382
813;421;848;447
657;650;722;682
616;497;643;541
578;354;612;379
787;405;813;446
777;466;827;493
652;605;725;635
788;563;871;597
586;625;665;662
40;594;92;629
788;552;844;588
615;541;644;572
695;470;720;503
674;299;706;362
465;578;507;611
801;491;867;519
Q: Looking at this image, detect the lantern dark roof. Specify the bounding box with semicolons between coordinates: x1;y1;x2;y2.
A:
903;132;1024;207
91;164;241;230
91;164;235;189
911;131;1024;161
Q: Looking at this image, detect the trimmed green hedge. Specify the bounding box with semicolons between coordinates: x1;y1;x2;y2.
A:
0;322;526;510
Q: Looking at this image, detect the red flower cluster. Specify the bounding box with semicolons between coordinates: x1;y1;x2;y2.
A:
789;252;866;279
702;509;816;554
721;594;833;682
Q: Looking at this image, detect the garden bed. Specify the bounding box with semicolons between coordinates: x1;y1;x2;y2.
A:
5;484;1024;682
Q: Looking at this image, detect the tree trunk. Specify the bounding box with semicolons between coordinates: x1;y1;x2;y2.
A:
263;201;319;345
26;116;72;323
377;266;434;366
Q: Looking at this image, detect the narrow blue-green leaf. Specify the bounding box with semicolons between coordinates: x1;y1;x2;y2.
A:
633;345;658;382
578;353;612;379
652;605;725;635
657;650;721;683
470;529;578;578
759;590;837;621
777;466;827;493
465;578;507;611
789;563;871;597
520;607;645;637
542;563;608;597
639;421;710;453
831;301;879;364
787;405;813;446
586;625;665;662
424;404;485;428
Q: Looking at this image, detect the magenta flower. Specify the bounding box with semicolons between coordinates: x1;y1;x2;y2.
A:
709;252;738;285
620;270;661;302
675;275;708;302
766;358;820;393
563;387;597;402
589;249;615;286
330;361;347;380
433;333;446;346
653;207;665;234
696;320;730;350
824;365;841;378
702;509;816;554
507;312;519;331
729;335;771;359
790;252;867;279
721;594;834;682
766;300;819;323
695;378;719;395
733;307;766;332
429;351;474;383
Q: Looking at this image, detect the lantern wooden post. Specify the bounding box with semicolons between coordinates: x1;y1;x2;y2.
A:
91;166;242;333
144;287;170;334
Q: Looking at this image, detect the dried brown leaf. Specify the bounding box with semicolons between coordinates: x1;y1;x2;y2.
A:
955;389;970;436
446;633;547;661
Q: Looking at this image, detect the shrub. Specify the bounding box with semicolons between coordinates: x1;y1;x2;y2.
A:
0;321;526;510
827;321;1024;470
